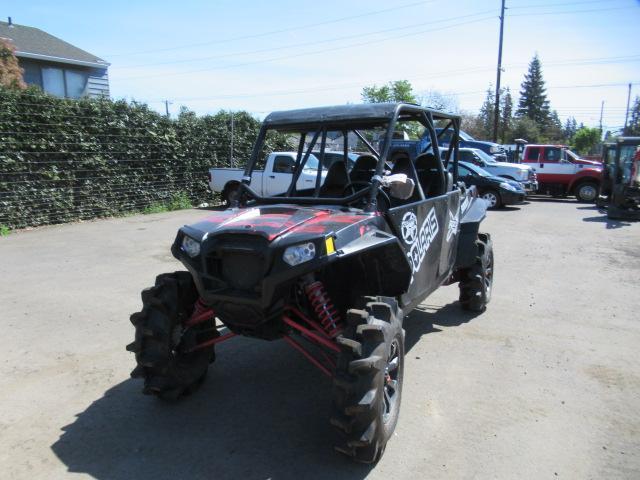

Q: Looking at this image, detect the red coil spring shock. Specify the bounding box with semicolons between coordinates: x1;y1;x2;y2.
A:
185;297;215;327
304;281;342;338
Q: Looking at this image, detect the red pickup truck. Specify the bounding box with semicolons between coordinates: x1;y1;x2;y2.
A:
521;144;603;202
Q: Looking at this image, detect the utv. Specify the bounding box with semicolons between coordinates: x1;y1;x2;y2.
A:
127;103;493;463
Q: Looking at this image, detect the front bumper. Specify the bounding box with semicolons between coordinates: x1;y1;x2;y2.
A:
501;190;526;205
520;181;538;193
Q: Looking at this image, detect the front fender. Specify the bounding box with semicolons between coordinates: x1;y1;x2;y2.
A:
568;170;601;190
455;195;487;268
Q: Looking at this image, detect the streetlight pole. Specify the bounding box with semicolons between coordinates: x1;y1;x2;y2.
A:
492;0;506;143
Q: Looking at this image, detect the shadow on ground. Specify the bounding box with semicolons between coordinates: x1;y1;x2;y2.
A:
491;205;522;212
525;196;576;204
51;302;476;480
583;214;633;230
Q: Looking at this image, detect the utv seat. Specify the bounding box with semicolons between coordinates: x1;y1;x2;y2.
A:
320;161;350;197
415;153;446;197
350;154;378;184
389;155;421;206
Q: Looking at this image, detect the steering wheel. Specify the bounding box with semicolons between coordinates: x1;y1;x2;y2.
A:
341;181;391;212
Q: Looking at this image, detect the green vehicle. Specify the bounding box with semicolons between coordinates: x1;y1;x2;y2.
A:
597;137;640;220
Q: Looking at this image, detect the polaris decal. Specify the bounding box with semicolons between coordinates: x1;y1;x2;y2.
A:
446;208;459;242
401;209;439;274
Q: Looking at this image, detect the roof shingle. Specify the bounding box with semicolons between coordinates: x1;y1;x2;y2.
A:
0;20;108;67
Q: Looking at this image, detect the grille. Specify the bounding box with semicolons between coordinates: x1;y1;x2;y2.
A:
205;235;268;292
221;252;264;291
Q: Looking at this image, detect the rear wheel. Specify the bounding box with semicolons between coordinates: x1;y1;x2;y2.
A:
481;190;502;209
459;233;493;312
574;181;598;202
127;272;217;400
331;296;405;464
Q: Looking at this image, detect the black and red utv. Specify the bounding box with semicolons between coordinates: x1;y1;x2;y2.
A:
127;103;493;463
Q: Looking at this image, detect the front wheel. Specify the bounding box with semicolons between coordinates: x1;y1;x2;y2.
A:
574;182;598;203
459;233;493;312
331;296;405;464
481;190;502;209
127;272;217;400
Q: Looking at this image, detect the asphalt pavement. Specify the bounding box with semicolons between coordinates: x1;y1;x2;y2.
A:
1;199;639;479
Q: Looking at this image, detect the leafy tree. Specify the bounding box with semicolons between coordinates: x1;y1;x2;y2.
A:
516;54;550;124
361;80;417;104
572;127;601;154
420;90;458;112
510;116;542;143
0;39;26;89
625;96;640;135
460;112;486;139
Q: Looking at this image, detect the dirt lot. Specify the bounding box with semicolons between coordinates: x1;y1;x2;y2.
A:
1;199;639;480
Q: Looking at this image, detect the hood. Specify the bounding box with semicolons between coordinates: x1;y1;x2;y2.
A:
186;205;368;242
491;161;530;171
574;158;601;166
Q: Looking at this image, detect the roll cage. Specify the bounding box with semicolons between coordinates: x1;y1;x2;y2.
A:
236;103;461;212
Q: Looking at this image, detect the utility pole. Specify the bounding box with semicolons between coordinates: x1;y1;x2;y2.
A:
599;100;604;134
229;112;235;168
492;0;506;143
623;82;632;134
164;100;171;118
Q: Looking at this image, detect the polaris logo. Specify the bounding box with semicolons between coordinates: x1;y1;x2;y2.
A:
402;209;439;274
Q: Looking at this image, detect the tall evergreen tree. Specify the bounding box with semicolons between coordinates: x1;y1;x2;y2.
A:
626;96;640;135
564;117;578;140
516;54;550;124
478;88;495;139
499;88;514;143
543;110;565;143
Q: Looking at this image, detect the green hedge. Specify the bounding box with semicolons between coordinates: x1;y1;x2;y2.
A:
0;87;268;230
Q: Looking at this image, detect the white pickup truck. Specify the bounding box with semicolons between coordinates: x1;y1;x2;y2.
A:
208;152;326;204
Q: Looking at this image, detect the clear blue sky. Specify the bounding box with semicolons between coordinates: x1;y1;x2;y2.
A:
5;0;640;133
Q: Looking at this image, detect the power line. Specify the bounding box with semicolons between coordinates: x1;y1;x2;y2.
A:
102;0;437;57
509;0;626;9
114;10;495;70
509;4;637;16
117;15;498;81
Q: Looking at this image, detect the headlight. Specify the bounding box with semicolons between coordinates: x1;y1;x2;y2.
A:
500;182;516;192
490;145;501;153
283;242;316;266
181;235;201;258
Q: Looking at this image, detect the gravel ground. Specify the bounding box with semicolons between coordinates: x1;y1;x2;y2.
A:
1;199;639;480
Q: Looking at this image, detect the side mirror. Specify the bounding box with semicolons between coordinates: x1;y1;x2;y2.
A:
381;173;415;200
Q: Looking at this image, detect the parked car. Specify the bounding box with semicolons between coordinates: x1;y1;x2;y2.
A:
389;128;507;162
521;144;603;202
441;147;538;193
208;152;326;205
450;161;525;208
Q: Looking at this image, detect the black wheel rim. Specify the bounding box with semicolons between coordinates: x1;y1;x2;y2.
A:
383;339;401;423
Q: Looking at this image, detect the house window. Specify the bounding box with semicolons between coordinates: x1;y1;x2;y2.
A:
22;62;88;98
65;70;87;98
42;67;66;97
23;63;42;87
